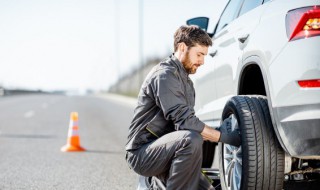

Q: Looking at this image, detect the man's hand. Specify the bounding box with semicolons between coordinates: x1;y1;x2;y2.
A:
200;117;241;147
217;117;241;147
201;125;221;142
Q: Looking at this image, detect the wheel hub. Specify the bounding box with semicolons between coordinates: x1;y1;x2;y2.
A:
223;115;242;190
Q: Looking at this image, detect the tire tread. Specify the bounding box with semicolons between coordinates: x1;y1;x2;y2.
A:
219;95;284;190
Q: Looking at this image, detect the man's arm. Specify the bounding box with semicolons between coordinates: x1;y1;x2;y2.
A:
153;69;205;133
201;125;221;142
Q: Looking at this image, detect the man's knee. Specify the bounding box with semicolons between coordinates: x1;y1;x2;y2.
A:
183;131;203;152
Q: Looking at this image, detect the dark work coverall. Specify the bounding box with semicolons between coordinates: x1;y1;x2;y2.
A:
125;54;214;190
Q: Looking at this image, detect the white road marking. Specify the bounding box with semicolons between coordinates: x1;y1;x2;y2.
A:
96;93;137;108
24;110;35;118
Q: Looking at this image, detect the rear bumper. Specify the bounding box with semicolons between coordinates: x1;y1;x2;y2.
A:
273;103;320;157
268;37;320;107
267;36;320;157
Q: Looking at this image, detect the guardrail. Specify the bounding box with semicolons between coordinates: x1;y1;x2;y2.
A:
0;89;48;96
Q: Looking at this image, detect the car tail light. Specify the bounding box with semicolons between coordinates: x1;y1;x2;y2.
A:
286;6;320;41
298;79;320;88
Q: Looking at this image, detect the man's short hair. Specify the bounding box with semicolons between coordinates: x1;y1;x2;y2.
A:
174;25;212;52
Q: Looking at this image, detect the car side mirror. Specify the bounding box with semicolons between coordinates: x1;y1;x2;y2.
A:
186;17;213;37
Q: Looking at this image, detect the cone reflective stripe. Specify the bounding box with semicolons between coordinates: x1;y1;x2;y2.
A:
68;121;79;136
61;112;85;152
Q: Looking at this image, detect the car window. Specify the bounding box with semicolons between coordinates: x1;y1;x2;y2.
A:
215;0;244;34
238;0;263;17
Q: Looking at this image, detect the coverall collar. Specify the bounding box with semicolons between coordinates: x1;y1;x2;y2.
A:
171;53;189;77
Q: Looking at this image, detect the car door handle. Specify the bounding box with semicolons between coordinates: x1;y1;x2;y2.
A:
209;50;217;58
238;34;250;43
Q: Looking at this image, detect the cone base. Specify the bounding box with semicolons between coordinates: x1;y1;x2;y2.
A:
61;144;86;152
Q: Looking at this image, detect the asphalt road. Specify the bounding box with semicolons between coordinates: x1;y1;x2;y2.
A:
1;94;319;190
0;94;138;190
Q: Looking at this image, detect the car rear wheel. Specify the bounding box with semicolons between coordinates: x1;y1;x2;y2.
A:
219;95;285;190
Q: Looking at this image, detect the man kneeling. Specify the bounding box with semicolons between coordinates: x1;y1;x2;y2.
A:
125;25;241;190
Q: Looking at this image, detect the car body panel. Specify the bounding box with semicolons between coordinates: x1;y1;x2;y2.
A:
193;0;320;156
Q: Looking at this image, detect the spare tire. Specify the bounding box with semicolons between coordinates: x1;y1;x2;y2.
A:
219;95;284;190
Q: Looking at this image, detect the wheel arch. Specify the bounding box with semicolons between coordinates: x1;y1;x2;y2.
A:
238;56;288;153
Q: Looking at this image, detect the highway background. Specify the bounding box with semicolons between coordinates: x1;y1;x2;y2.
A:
0;1;226;187
0;94;137;190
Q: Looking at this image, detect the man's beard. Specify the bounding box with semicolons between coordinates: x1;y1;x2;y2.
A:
181;51;197;74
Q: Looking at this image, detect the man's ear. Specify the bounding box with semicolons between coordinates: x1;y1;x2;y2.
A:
178;42;187;53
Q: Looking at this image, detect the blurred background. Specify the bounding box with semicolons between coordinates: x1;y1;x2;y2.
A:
0;0;227;97
0;1;228;189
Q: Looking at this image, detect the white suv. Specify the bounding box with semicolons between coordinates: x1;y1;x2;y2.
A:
187;0;320;189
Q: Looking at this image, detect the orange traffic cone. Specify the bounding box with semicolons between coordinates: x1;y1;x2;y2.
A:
61;112;86;152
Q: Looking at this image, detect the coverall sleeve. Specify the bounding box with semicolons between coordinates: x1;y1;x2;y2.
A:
152;69;205;133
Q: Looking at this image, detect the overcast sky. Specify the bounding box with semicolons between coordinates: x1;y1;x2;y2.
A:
0;0;227;91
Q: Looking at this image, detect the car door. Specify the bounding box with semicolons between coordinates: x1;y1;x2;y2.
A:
195;0;244;126
211;0;267;124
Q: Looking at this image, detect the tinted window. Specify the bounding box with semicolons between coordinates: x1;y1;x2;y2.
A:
215;0;244;33
238;0;263;16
